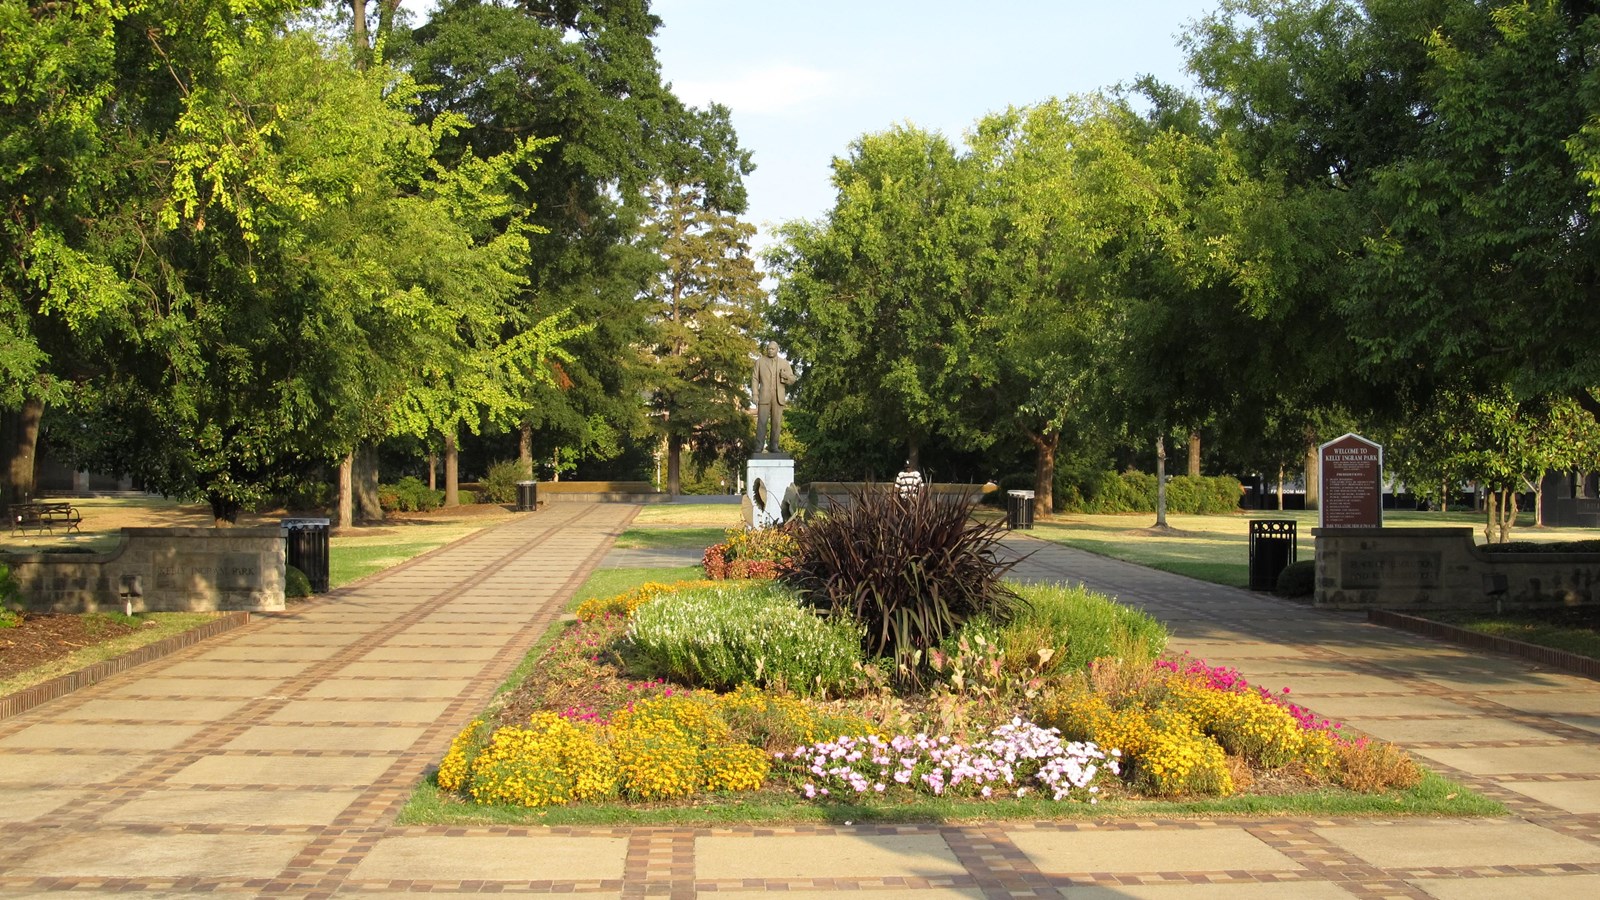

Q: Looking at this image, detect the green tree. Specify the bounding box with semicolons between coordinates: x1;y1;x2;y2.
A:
407;0;704;478
1186;0;1600;422
766;125;993;478
641;181;762;495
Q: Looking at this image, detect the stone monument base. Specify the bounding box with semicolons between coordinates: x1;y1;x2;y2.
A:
746;455;795;527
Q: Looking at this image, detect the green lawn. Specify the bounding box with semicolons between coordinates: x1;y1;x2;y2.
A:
1029;509;1587;590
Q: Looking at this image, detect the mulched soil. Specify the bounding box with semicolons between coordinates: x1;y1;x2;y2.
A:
0;614;141;681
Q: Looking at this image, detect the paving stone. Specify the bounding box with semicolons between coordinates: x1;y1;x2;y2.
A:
0;788;78;822
1499;778;1600;814
104;788;363;826
1412;744;1600;775
696;834;968;880
7;831;310;879
0;722;209;751
1405;873;1600;899
166;754;398;786
1010;828;1302;875
155;660;311;679
1486;692;1600;716
222;724;427;752
0;752;153;786
1063;882;1355;899
261;699;453;724
327;660;489;679
300;678;470;699
93;677;285;699
351;835;628;881
1288;694;1480;719
1313;821;1600;868
1345;715;1563;744
56;698;255;721
199;644;346;661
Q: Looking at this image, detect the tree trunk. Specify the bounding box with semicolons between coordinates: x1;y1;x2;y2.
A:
1154;433;1169;529
1277;465;1286;511
519;422;533;473
444;430;459;507
1187;430;1201;477
1486;487;1517;544
1029;431;1058;518
353;445;384;522
1440;480;1449;514
666;432;682;496
3;397;44;502
427;452;437;491
336;452;354;530
1532;471;1545;527
906;440;920;472
208;492;240;527
1303;444;1319;510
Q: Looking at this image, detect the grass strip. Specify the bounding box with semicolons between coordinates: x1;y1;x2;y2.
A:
398;769;1501;827
0;612;221;696
1426;613;1600;660
612;527;726;551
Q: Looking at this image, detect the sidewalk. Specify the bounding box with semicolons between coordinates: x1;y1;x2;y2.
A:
0;515;1593;897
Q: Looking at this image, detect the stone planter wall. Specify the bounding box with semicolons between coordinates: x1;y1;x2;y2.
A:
1314;526;1600;612
3;527;286;614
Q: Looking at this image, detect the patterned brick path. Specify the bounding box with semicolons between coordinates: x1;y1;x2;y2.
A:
1;511;1598;898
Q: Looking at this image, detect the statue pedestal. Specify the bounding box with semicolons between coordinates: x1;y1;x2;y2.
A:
746;455;795;528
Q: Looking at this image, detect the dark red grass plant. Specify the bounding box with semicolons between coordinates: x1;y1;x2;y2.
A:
781;486;1024;685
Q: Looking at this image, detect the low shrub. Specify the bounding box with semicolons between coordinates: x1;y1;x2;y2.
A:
477;459;532;505
627;581;865;697
1003;583;1167;675
285;566;313;599
1332;737;1423;792
0;563;20;628
379;476;443;512
1069;472;1243;515
574;579;719;622
712;684;873;752
784;488;1022;679
1482;539;1600;554
703;525;798;580
465;712;617;807
1275;560;1316;597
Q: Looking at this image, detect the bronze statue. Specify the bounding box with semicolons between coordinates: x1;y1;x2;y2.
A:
751;341;796;453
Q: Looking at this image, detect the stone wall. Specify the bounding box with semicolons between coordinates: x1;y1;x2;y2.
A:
1314;526;1600;612
3;527;285;614
536;481;668;503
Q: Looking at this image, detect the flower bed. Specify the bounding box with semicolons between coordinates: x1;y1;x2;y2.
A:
434;578;1423;813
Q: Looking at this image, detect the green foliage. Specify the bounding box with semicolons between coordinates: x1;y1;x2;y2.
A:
477;459;532;505
1004;583;1169;675
1274;560;1316;598
285;565;313;599
702;525;798;579
379;476;443;513
1070;473;1242;515
783;488;1022;680
0;562;19;627
626;581;864;697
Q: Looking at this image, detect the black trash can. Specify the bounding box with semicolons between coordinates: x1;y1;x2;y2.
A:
281;517;330;593
1248;519;1297;592
516;480;538;512
1006;490;1036;530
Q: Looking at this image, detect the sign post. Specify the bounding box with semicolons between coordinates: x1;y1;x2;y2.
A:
1319;433;1383;529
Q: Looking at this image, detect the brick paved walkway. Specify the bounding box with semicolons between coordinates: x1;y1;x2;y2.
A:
0;512;1598;898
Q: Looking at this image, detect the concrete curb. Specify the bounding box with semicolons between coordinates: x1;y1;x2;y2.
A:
1368;608;1600;681
0;611;251;721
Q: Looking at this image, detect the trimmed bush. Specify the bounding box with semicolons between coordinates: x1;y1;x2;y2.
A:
1069;472;1243;515
285;566;313;599
575;579;719;622
627;581;865;697
478;459;532;505
379;476;443;512
1275;560;1316;597
784;488;1022;678
703;525;798;579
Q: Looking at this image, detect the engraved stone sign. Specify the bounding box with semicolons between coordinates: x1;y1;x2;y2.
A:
1319;433;1383;529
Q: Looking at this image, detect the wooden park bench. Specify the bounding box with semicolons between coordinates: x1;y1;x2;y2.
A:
7;501;83;535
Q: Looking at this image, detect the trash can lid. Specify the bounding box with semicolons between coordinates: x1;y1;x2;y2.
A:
280;517;331;528
517;480;537;486
1007;490;1036;499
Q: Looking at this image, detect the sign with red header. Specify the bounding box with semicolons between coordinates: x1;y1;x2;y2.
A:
1319;433;1383;529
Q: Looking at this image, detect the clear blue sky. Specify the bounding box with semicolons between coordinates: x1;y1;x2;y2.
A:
402;1;1219;247
652;1;1217;247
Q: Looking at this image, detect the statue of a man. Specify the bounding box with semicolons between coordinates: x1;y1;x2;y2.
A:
751;340;796;454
